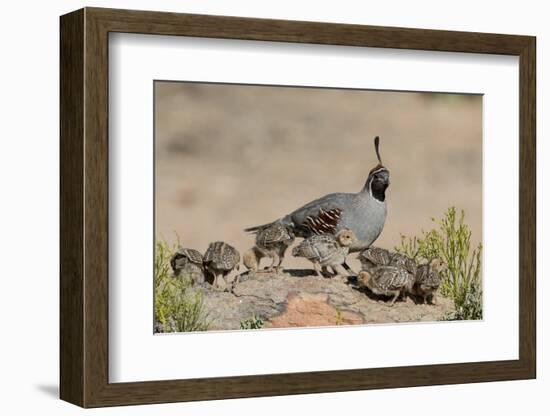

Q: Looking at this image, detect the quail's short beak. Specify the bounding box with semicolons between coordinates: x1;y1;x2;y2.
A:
378;170;390;186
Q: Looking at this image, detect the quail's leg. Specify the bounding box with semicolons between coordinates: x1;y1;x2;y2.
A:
219;272;231;292
224;275;233;292
212;273;220;289
275;254;285;273
276;247;287;273
260;256;270;271
232;271;240;286
389;291;400;306
217;273;226;291
215;272;228;291
260;254;274;272
268;253;280;273
313;262;323;277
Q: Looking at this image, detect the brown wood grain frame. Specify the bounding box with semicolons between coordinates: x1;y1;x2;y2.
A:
60;7;536;408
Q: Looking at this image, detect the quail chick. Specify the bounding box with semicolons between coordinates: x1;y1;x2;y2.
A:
243;246;263;272
170;247;205;284
358;246;391;272
203;241;240;290
242;245;283;273
359;248;417;274
389;252;418;276
357;266;414;306
292;229;357;279
246;137;389;252
413;258;442;304
252;223;295;272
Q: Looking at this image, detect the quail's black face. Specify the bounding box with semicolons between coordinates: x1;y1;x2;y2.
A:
369;168;390;202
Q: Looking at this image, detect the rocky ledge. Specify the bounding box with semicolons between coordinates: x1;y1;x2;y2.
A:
195;269;454;331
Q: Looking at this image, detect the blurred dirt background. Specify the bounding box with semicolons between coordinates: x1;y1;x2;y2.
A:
155;82;482;270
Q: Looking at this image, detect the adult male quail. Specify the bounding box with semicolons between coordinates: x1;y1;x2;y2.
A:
413;258;442;304
357;266;414;306
203;241;240;290
292;229;357;278
248;222;295;272
170;247;205;284
245;136;390;252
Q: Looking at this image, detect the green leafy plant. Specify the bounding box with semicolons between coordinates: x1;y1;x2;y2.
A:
396;207;482;320
154;240;210;332
240;315;264;330
335;307;344;326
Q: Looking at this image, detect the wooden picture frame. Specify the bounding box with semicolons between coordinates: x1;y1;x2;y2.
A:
60;7;536;408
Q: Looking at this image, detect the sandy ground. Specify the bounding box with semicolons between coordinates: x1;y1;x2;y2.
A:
155;82;482;272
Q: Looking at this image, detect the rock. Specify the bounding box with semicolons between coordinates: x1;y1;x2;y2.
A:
266;293;365;328
197;270;455;331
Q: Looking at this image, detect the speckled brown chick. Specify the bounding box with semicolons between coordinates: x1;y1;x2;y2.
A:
203;241;240;290
389;252;418;276
413;258;442;304
252;223;295;272
170;247;205;284
357;266;414;306
358;246;392;272
292;229;357;279
359;247;417;276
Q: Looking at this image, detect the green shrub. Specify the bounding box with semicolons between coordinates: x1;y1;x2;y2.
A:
240;315;264;330
396;207;483;320
335;307;344;326
154;240;210;332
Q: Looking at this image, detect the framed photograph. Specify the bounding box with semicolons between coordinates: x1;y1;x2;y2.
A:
60;7;536;408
